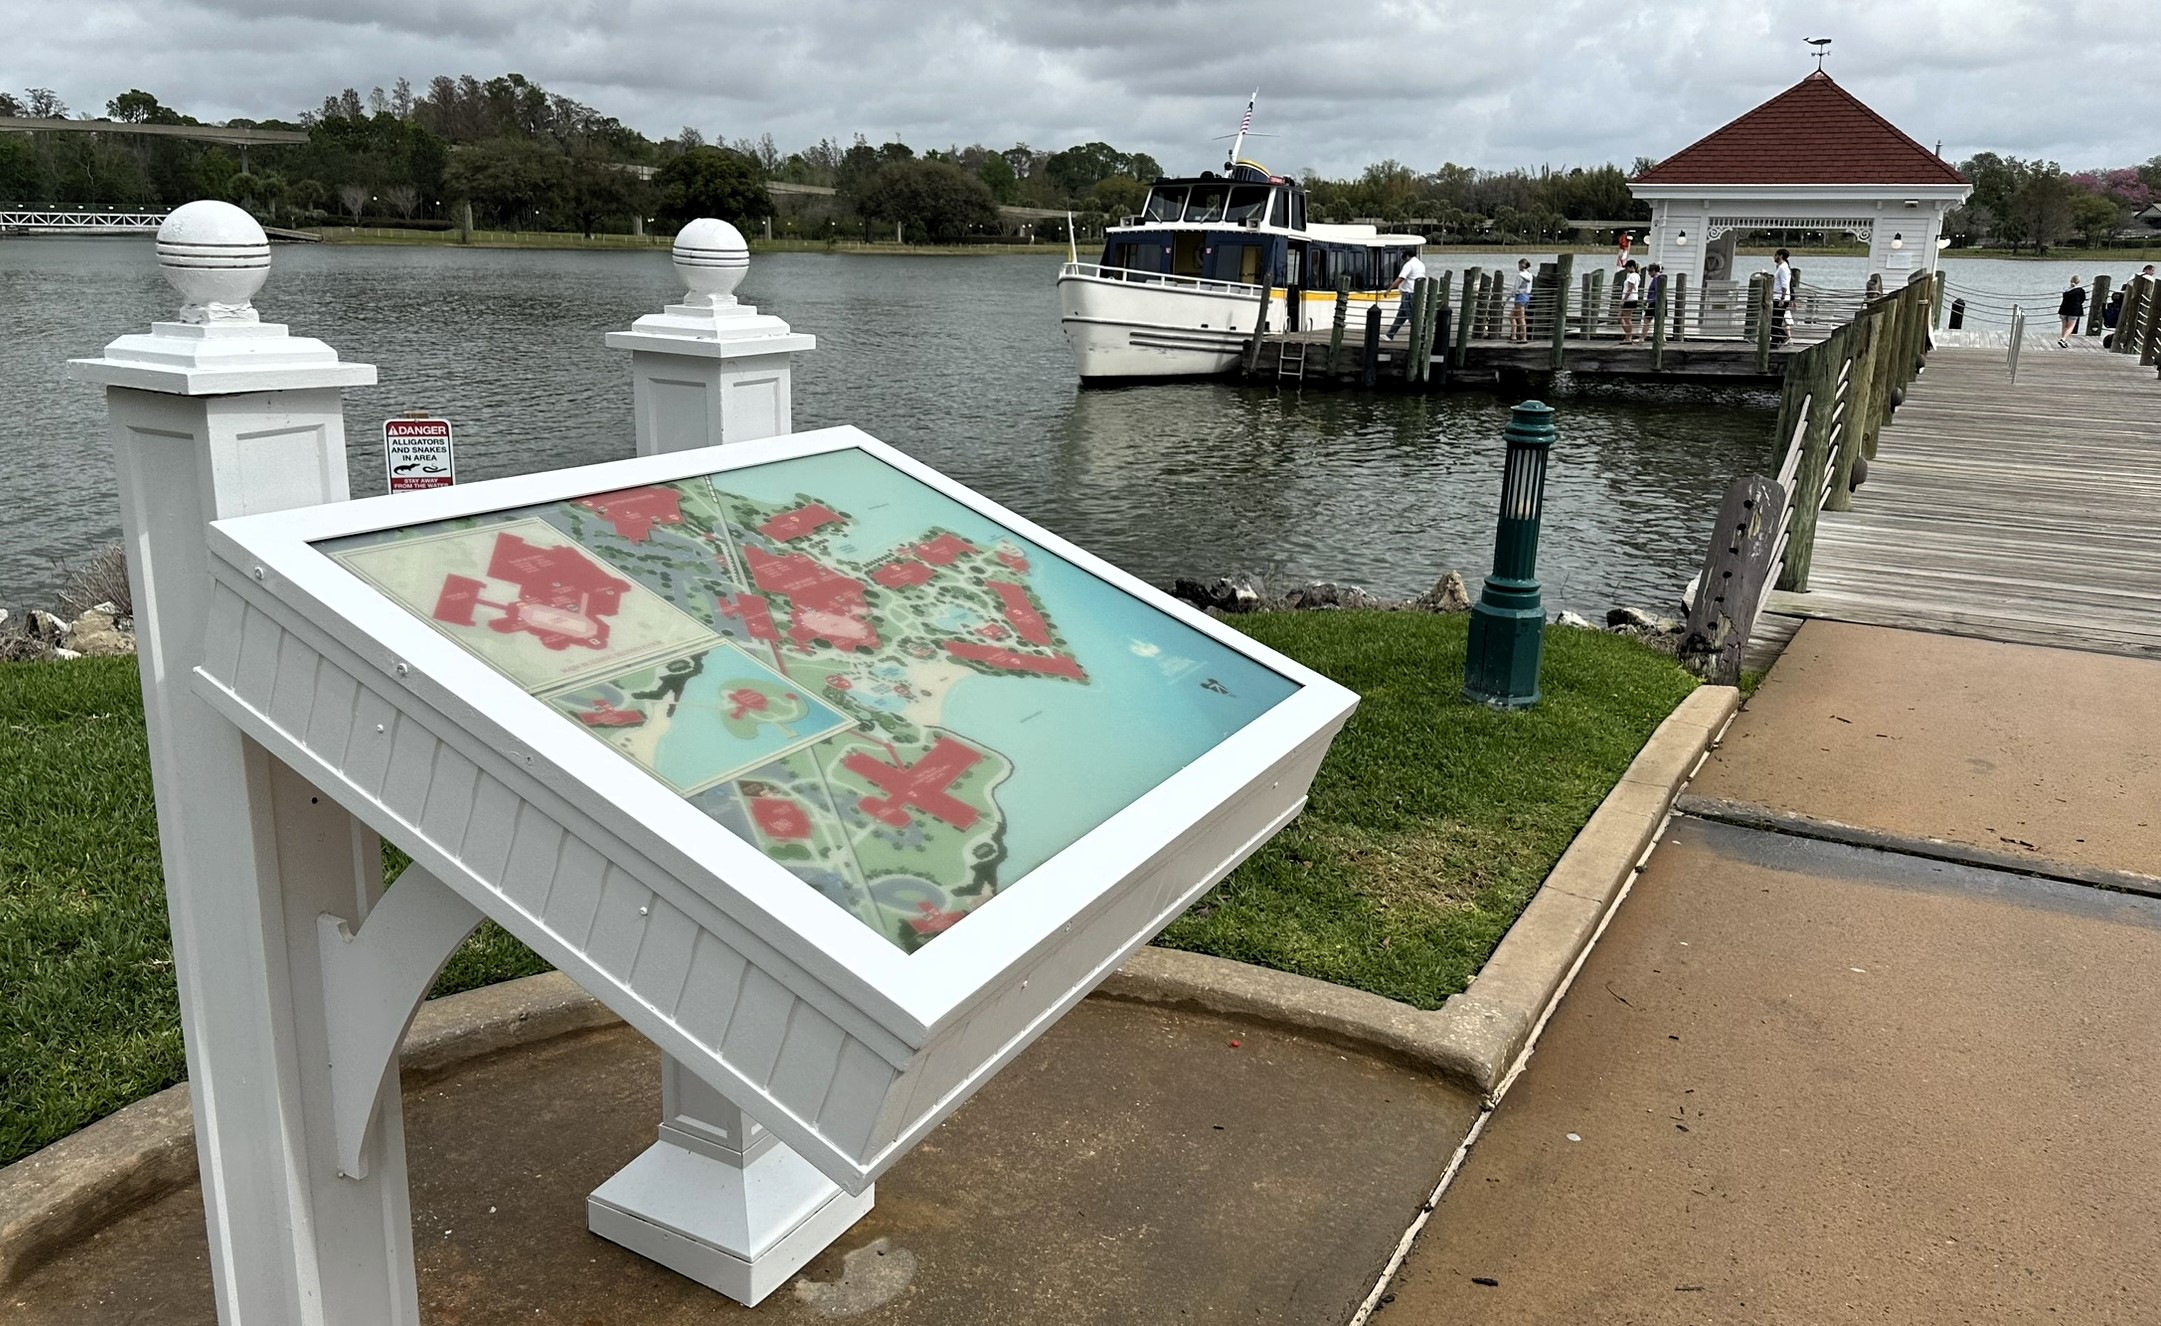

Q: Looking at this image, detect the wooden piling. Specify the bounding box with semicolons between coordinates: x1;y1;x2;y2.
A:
1777;339;1842;592
1404;278;1430;382
1361;304;1381;388
1242;280;1274;376
2139;279;2161;365
1825;322;1870;513
1752;273;1775;374
1549;252;1574;372
1670;273;1689;342
1650;279;1669;371
1326;276;1351;375
1455;267;1481;365
2088;275;2111;338
1419;277;1445;383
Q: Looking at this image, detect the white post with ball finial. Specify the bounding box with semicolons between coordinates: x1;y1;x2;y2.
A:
590;222;868;1305
607;217;815;453
66;203;439;1325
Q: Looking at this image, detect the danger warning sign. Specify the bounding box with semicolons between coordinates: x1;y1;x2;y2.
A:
385;417;455;493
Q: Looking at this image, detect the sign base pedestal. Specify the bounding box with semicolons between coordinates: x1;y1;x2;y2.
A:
587;1136;875;1306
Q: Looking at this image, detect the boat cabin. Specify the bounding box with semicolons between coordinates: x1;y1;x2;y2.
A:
1096;162;1419;293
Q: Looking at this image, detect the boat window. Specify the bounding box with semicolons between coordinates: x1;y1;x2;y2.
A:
1186;186;1229;224
1224;186;1269;225
1107;240;1166;275
1144;187;1187;223
1284;247;1302;286
1287;191;1305;231
1205;241;1264;285
1309;247;1328;286
1172;232;1205;276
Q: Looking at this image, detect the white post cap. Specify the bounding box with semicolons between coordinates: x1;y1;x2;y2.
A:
66;200;376;395
157;200;274;323
605;217;814;358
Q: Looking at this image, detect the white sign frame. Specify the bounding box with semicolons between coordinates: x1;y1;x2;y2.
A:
194;425;1356;1192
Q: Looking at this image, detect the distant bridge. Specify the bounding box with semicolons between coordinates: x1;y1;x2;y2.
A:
0;206;319;240
0;116;309;146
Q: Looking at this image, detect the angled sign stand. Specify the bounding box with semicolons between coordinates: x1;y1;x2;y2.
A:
70;204;1356;1320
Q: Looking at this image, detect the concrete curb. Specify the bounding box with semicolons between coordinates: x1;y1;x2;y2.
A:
0;685;1738;1285
1675;794;2161;901
0;971;614;1290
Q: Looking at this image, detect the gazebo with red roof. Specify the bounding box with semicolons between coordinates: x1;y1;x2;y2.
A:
1629;71;1969;334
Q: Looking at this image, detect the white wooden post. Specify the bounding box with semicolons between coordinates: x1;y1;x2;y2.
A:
64;202;463;1324
605;217;815;452
591;218;869;1305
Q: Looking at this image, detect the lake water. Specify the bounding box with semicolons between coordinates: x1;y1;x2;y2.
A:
0;239;2124;615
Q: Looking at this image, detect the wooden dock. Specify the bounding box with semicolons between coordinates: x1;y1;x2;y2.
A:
1250;329;1804;386
1752;344;2161;659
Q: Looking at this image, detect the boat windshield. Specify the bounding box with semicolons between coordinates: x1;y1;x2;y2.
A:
1144;186;1188;222
1224;186;1271;225
1186;185;1229;224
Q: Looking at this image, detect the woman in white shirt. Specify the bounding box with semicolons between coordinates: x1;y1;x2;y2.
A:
1618;260;1643;343
1510;259;1534;342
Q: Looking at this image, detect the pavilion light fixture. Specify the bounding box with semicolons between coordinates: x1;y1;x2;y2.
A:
1675;229;1689;246
1890;233;1905;249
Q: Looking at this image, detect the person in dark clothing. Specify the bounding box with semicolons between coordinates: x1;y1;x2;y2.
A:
2058;277;2088;346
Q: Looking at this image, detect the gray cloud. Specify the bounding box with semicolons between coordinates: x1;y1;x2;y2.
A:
4;0;2156;175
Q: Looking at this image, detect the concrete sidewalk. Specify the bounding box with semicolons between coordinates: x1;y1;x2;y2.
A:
1385;621;2161;1322
8;997;1478;1325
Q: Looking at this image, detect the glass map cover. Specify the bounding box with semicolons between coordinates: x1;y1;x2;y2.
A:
320;449;1298;953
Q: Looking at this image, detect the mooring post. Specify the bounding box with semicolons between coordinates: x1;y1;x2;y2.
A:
1752;273;1775;373
2116;278;2146;355
64;201;421;1324
1406;277;1432;381
1671;273;1689;342
1454;267;1481;366
1327;275;1351;376
1650;279;1669;371
1361;303;1381;388
1243;279;1275;377
1586;269;1606;339
2088;275;2111;337
1549;252;1574;372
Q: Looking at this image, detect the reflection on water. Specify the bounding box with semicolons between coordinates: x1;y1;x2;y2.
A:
2;239;1795;613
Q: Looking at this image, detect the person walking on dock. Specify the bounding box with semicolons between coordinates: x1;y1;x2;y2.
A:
1771;249;1794;346
1618;260;1644;343
1386;250;1427;338
2058;276;2088;347
1510;259;1534;342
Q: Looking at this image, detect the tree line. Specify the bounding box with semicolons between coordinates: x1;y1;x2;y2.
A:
2;78;2154;250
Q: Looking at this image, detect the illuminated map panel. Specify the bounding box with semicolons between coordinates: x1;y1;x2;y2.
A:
320;449;1298;953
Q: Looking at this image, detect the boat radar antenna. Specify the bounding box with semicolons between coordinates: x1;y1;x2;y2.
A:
1213;90;1275;172
1806;37;1832;72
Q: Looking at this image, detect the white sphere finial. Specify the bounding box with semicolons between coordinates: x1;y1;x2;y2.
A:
156;201;271;324
672;218;749;307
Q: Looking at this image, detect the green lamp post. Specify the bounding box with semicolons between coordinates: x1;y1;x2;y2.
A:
1464;401;1556;709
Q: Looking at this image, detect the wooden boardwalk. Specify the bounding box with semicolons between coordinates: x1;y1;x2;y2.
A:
1754;345;2161;659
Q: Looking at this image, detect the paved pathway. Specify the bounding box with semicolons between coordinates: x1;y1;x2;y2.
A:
1385;620;2161;1324
8;998;1476;1325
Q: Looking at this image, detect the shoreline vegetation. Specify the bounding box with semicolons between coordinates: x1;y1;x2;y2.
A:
0;595;1696;1166
31;226;2152;263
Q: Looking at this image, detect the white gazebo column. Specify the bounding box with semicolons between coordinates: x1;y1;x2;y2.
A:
65;203;431;1324
592;218;866;1306
606;217;816;453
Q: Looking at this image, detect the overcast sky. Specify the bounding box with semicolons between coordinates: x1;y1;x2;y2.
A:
7;0;2158;177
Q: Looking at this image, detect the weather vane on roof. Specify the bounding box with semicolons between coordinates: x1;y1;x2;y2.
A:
1807;37;1832;71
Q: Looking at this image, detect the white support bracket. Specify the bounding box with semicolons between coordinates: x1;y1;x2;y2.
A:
318;864;483;1179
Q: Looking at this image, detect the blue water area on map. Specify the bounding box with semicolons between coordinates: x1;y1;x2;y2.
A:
706;448;1302;884
555;642;852;794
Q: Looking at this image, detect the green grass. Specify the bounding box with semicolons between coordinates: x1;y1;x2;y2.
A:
0;617;1693;1164
1160;611;1698;1008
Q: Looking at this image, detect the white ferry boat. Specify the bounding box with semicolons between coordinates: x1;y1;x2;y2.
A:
1057;153;1427;382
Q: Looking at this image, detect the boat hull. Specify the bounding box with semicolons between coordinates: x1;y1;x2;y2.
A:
1057;266;1407;381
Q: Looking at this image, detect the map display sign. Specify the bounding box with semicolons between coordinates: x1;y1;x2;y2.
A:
384;416;455;492
320;448;1300;953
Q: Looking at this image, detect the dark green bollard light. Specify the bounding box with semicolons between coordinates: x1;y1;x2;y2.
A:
1463;401;1556;709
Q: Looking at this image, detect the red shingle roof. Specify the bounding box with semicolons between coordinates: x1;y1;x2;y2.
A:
1634;73;1966;186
